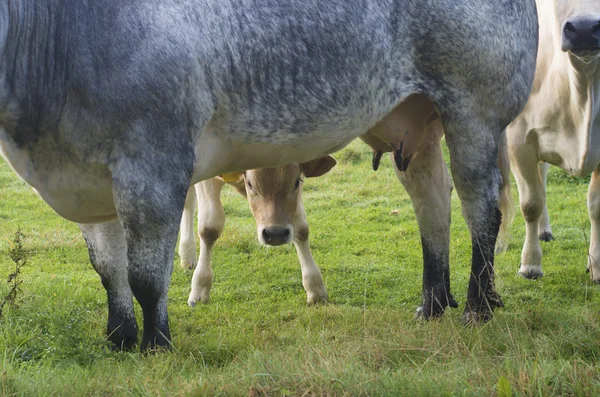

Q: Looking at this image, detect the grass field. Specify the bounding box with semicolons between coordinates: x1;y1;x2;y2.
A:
1;140;599;396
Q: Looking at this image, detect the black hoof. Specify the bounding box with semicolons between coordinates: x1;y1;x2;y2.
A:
141;330;172;352
462;292;503;325
107;322;138;351
418;291;459;319
538;232;554;242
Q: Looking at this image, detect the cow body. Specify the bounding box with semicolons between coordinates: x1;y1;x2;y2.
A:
506;0;600;280
0;0;538;350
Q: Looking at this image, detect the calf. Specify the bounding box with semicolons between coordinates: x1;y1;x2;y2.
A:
506;0;600;280
178;156;335;306
0;0;537;350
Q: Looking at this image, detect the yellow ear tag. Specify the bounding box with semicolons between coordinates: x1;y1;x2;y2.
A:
220;172;244;183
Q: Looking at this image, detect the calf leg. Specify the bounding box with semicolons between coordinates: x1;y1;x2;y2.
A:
444;117;504;323
188;178;225;306
537;163;554;242
79;220;137;350
510;144;545;278
393;126;457;318
587;169;600;282
112;141;193;351
179;188;198;269
292;201;328;304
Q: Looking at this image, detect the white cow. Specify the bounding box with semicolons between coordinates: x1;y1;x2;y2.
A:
506;0;600;280
178;156;336;306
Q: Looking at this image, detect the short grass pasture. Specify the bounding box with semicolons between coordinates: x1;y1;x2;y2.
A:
1;140;599;396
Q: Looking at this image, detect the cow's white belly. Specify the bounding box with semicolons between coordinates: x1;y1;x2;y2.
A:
0;136;116;224
191;122;360;184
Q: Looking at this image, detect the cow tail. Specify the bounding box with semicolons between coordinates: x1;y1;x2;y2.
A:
496;131;514;253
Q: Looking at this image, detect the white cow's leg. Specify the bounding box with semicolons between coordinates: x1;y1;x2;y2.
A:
537;162;554;241
79;220;137;350
511;145;545;279
188;178;225;306
587;169;600;283
393;129;456;318
292;200;328;304
179;188;198;269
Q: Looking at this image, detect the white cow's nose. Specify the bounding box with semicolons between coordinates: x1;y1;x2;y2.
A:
563;18;600;51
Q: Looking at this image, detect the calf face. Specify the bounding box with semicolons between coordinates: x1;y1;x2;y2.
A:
242;156;336;246
554;0;600;59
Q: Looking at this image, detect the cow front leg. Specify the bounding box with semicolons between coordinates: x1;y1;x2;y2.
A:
179;188;198;269
188;178;225;306
393;125;456;318
79;220;138;350
445;121;504;323
292;201;328;304
510;143;545;279
113;150;192;351
587;169;600;282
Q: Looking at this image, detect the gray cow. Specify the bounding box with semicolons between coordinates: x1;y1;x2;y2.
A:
0;1;538;351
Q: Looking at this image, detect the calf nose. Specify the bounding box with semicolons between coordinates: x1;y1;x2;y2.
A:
261;227;291;246
562;18;600;51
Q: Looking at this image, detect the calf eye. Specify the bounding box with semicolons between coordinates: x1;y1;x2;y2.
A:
246;180;253;190
294;178;302;189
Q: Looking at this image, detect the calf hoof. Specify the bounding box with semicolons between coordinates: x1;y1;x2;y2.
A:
538;231;554;242
518;264;543;279
462;292;503;325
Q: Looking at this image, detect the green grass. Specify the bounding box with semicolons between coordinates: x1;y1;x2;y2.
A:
1;140;599;396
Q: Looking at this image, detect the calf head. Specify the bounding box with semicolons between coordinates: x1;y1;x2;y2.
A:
243;156;336;246
554;0;600;62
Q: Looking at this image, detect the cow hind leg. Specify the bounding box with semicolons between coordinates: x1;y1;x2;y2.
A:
188;179;225;306
587;169;600;282
113;135;193;351
80;220;138;350
511;145;545;279
393;123;456;319
443;114;505;323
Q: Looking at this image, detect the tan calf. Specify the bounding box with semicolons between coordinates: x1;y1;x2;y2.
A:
506;0;600;280
179;156;336;306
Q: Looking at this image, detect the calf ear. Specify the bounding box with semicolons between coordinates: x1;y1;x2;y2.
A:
301;156;337;178
219;172;245;183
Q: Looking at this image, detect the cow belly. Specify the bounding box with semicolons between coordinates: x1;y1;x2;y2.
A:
0;140;116;223
191;124;358;183
34;180;117;224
